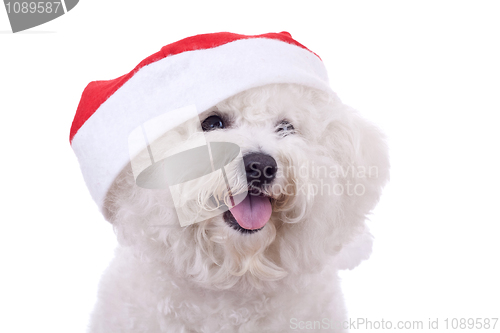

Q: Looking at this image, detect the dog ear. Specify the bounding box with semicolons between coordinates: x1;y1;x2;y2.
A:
317;103;389;265
349;108;389;216
320;104;389;267
323;104;390;220
100;164;144;246
101;164;134;224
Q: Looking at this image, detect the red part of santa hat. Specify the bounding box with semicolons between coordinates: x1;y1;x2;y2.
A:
70;31;333;210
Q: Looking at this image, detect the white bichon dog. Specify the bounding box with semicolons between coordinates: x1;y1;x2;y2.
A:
70;32;389;332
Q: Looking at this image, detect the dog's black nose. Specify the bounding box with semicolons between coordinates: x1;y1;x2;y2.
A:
243;152;277;188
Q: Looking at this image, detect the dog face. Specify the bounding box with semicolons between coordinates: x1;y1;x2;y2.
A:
103;83;389;290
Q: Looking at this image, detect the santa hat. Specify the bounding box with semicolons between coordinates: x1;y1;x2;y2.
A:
70;31;333;211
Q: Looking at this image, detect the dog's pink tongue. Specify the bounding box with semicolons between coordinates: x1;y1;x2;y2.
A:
229;195;272;230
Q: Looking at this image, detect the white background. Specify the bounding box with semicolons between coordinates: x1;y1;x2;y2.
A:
1;1;499;332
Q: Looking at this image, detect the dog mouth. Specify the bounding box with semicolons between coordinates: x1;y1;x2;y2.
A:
223;188;273;234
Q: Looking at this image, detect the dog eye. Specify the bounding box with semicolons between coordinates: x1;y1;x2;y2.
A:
202;115;225;132
276;120;295;137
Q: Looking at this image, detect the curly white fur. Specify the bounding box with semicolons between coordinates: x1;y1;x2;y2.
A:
89;84;389;332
